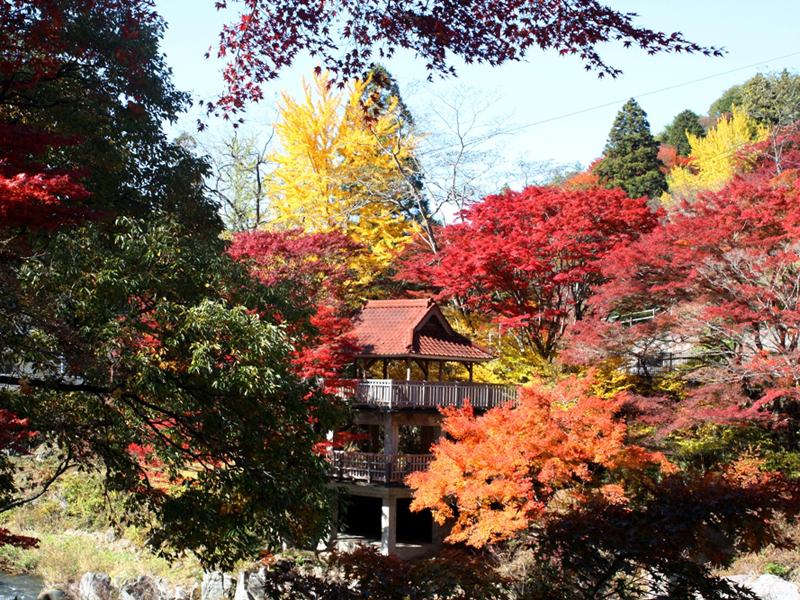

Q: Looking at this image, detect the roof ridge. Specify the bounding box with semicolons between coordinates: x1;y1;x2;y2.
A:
363;298;433;307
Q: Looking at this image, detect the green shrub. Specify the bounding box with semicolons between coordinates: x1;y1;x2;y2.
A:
764;561;790;578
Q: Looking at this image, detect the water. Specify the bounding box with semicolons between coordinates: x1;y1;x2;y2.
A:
0;575;45;600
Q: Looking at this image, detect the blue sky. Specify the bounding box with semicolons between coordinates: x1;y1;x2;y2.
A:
156;0;800;175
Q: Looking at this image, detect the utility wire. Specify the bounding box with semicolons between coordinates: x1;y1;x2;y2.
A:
505;51;800;135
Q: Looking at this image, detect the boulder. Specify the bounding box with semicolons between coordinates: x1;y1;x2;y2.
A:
171;585;197;600
200;572;232;600
725;575;800;600
37;590;66;600
120;575;160;600
234;569;268;600
748;575;800;600
79;573;113;600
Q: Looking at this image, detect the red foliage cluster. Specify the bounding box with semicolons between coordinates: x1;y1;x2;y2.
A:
562;158;602;190
127;442;172;487
228;229;363;379
313;429;371;455
0;409;34;453
0;410;37;549
228;229;361;303
205;0;721;119
569;127;800;429
0;528;38;550
750;123;800;181
408;375;674;547
0;0;157;94
401;186;660;360
0;0;159;235
0;123;95;232
657;144;692;172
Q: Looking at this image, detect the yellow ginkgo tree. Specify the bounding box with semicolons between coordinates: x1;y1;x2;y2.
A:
266;71;421;284
663;106;768;206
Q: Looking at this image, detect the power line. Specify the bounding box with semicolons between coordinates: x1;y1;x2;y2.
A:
506;51;800;135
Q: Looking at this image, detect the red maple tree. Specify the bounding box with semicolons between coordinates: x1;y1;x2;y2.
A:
228;229;363;379
0;124;95;236
407;374;674;547
569;126;800;431
205;0;722;119
401;186;660;362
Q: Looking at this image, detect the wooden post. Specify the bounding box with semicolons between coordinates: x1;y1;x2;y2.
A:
384;413;399;456
406;357;412;381
467;362;473;382
438;360;444;381
382;359;388;379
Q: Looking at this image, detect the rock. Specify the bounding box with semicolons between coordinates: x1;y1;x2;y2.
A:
726;574;800;600
154;578;171;599
244;569;268;600
79;573;113;600
234;569;269;600
748;574;800;600
104;529;116;544
120;575;160;600
171;585;197;600
233;573;248;600
38;589;66;600
201;572;232;600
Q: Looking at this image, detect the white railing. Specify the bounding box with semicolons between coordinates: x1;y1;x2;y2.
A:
609;308;659;325
327;451;434;484
333;379;518;410
631;351;727;376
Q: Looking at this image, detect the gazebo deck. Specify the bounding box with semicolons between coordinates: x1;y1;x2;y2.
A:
327;450;433;484
335;378;518;410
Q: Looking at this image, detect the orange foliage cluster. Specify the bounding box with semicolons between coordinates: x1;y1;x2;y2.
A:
407;375;673;547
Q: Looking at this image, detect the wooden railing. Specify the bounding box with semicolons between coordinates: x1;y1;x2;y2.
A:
327;451;434;484
333;379;518;410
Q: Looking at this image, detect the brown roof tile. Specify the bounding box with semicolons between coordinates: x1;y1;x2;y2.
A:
350;299;494;361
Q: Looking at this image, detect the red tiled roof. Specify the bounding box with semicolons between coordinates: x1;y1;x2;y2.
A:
350;299;494;362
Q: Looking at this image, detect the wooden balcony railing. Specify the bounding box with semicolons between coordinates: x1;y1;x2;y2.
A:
327;450;434;485
333;379;518;410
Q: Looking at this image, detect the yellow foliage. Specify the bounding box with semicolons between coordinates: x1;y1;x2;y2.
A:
588;358;638;400
266;71;418;283
441;307;554;384
663;106;768;206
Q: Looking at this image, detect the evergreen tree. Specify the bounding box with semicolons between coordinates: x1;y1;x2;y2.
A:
709;85;744;118
596;99;667;199
660;109;706;157
741;70;800;127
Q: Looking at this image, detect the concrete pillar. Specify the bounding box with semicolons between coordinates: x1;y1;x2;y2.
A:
380;494;397;555
406;357;412;380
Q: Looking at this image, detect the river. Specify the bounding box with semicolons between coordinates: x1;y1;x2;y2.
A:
0;575;45;600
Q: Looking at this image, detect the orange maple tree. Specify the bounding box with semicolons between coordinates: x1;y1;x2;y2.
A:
407;375;674;547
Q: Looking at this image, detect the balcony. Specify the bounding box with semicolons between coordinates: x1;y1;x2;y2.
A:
327;450;433;485
334;379;518;411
